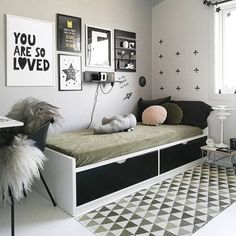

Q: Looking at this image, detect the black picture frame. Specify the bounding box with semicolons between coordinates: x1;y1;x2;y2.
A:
86;25;111;68
58;54;82;91
57;14;82;53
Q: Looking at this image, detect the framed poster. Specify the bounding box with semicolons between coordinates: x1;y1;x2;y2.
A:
86;25;111;67
57;14;81;52
58;54;82;91
6;14;54;87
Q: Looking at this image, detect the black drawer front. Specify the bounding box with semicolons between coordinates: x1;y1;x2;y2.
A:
76;151;158;206
160;136;207;174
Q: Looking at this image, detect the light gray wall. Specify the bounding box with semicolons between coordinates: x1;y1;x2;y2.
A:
0;0;152;131
152;0;236;145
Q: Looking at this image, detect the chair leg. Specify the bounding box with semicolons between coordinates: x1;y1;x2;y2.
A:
8;188;15;236
39;170;57;207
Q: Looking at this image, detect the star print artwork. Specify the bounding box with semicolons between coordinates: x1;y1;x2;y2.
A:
59;54;82;91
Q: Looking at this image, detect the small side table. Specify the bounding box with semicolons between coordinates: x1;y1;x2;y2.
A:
201;145;236;167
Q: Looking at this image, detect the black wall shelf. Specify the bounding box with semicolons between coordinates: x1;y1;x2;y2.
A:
114;29;136;72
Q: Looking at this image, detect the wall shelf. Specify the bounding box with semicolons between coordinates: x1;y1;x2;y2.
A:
114;29;136;72
115;47;136;51
115;36;137;41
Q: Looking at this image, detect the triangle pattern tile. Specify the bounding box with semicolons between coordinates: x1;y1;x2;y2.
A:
77;163;236;236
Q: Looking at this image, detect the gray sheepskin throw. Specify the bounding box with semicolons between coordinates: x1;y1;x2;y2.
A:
0;97;62;204
0;135;46;204
0;97;61;146
7;97;61;135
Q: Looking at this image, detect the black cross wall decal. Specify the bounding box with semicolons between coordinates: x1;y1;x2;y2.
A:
176;51;180;56
194;68;199;73
160;86;164;90
159;39;163;44
176;86;181;91
159;54;163;59
159;70;164;75
193;50;199;55
195;86;200;91
176;69;180;74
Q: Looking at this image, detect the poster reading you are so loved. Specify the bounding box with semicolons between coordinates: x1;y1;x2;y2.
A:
7;15;54;86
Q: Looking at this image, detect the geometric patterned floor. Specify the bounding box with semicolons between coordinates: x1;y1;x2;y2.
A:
77;164;236;236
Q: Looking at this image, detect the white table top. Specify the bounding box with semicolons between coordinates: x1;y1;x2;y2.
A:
201;145;236;156
0;116;24;128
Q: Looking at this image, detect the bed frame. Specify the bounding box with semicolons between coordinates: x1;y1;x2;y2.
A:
34;130;207;217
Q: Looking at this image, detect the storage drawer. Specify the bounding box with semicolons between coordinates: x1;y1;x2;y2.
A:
160;136;207;174
76;151;158;206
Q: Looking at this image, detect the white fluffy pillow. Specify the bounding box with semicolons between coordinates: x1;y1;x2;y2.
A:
142;105;167;126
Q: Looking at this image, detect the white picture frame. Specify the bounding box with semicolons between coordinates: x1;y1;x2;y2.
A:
58;54;82;91
86;25;112;68
6;14;55;87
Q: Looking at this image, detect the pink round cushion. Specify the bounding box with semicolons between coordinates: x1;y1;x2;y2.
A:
142;105;167;126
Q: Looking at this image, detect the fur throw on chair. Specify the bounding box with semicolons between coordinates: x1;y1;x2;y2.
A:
0;135;46;204
0;97;62;204
7;97;61;135
0;97;61;146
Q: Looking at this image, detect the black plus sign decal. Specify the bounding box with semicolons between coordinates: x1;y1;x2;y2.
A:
176;51;180;56
193;50;199;55
195;86;200;91
159;70;164;75
176;86;181;91
159;39;163;44
159;54;163;59
216;7;221;13
194;67;199;73
176;69;180;74
203;0;212;6
160;86;164;91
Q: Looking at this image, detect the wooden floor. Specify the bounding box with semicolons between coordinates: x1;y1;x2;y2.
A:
0;190;236;236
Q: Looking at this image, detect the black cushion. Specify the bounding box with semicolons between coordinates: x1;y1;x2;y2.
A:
162;103;183;125
137;96;171;121
171;100;212;129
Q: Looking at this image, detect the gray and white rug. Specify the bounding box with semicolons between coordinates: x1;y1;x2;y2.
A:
77;164;236;236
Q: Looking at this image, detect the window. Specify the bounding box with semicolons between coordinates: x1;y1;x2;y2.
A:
215;2;236;94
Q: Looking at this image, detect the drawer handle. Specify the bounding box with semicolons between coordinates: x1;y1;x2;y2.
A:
117;159;127;164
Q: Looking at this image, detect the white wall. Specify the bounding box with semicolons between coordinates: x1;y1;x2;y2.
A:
152;0;236;145
0;0;152;131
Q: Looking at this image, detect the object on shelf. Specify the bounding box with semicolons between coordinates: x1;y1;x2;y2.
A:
230;138;236;150
216;147;234;153
120;41;129;48
213;105;234;148
206;138;215;148
84;71;116;83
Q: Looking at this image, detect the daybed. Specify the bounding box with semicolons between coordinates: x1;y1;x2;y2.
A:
35;123;207;216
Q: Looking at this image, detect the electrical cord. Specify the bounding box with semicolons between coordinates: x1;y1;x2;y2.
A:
86;83;100;129
99;82;114;94
86;82;115;129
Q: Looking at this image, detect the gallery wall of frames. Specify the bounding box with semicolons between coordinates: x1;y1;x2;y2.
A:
6;13;136;91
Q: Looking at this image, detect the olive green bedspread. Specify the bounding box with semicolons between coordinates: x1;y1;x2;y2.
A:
46;124;202;168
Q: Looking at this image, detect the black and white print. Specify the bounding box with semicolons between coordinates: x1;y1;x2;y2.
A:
6;15;54;86
59;54;82;91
